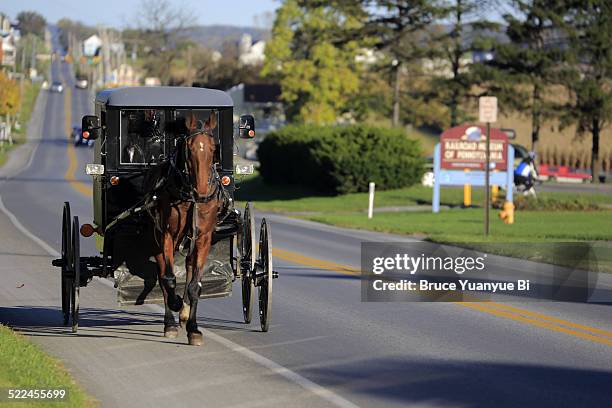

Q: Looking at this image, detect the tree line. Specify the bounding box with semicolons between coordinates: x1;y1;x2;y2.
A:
262;0;611;180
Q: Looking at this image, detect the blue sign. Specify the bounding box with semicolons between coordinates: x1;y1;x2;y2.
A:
433;144;514;213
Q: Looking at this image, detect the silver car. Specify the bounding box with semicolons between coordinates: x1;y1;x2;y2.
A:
75;78;88;89
50;82;64;93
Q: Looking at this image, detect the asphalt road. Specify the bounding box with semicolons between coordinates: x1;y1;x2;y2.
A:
1;29;611;408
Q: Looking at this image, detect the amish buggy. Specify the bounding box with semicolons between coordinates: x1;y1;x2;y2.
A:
52;87;277;345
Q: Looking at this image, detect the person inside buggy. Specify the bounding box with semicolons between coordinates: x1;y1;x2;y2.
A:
120;109;220;166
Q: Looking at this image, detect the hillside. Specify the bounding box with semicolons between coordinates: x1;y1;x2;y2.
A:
182;24;269;51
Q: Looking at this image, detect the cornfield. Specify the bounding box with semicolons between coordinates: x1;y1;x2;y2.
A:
539;147;612;174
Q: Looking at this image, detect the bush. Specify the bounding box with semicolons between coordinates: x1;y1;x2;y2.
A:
258;125;424;195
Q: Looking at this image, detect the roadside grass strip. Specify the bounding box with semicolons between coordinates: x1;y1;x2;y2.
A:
0;84;41;168
0;325;95;407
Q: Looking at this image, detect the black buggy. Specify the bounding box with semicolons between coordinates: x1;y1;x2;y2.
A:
52;87;276;333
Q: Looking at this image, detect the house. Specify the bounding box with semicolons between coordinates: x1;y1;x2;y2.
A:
237;34;266;67
83;34;102;57
0;13;18;68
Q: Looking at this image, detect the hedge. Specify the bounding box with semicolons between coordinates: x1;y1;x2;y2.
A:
257;125;424;195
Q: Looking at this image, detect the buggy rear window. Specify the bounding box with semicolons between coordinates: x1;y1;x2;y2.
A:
119;109;219;166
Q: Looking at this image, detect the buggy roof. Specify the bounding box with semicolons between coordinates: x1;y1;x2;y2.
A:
95;86;233;108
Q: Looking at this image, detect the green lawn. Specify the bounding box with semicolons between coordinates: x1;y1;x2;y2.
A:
0;325;94;407
306;209;612;272
0;83;41;168
306;208;612;242
235;174;612;213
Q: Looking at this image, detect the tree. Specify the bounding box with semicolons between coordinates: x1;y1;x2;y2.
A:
57;18;96;52
131;0;195;84
560;0;612;182
17;11;46;39
362;0;440;126
430;0;498;127
477;0;568;154
0;72;21;143
262;0;362;124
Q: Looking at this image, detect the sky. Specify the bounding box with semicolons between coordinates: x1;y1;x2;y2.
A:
0;0;279;28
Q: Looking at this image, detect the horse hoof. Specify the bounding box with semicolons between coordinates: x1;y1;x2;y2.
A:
164;326;179;339
187;331;203;346
179;303;190;325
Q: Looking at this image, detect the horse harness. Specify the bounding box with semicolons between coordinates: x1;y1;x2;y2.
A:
166;129;230;256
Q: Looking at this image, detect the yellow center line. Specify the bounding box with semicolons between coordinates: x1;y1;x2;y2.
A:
479;301;612;339
457;302;612;346
63;83;92;198
273;246;612;346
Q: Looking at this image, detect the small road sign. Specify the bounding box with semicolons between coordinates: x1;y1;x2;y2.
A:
479;96;498;123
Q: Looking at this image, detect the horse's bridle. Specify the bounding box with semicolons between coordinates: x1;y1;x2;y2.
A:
173;129;220;204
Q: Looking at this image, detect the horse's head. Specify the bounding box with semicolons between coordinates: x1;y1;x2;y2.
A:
184;112;217;197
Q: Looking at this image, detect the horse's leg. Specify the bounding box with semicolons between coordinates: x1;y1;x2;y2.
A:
160;231;183;312
179;256;193;326
156;231;182;337
185;231;213;346
154;250;177;338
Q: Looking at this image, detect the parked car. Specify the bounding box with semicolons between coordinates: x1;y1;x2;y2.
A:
511;143;529;167
72;126;94;147
75;78;88;89
50;81;64;93
538;165;592;183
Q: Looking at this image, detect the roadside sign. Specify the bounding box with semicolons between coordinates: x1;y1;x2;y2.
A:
479;96;498;123
440;125;508;171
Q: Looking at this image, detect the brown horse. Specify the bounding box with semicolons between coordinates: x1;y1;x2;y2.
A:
154;112;219;346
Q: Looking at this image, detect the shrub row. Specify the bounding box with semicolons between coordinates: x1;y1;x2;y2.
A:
513;195;601;211
257;125;424;195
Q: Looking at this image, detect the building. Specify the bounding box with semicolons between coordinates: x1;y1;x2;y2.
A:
0;13;18;68
227;83;285;132
83;34;102;57
237;34;266;67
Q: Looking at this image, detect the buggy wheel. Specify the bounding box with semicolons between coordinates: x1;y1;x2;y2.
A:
257;218;273;332
61;202;71;326
71;216;80;333
241;203;255;324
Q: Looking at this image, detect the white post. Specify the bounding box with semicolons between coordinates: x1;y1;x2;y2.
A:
368;182;375;219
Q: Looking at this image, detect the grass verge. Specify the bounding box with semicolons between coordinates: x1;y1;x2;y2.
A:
305;209;612;271
0;325;94;407
235;174;612;214
0;82;41;168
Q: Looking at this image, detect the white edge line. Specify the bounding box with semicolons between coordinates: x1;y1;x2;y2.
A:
0;195;59;258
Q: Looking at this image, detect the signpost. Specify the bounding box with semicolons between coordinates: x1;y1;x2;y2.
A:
479;96;498;237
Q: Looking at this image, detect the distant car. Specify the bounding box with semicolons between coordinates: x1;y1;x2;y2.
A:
72;126;94;147
50;82;64;93
538;165;592;183
75;78;88;89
